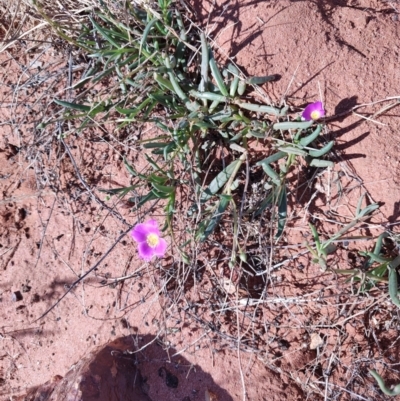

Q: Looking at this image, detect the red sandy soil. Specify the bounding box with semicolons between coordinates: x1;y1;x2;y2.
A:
1;1;400;400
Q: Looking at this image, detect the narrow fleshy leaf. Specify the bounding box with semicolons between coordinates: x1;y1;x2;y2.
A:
139;18;158;57
54;99;91;112
228;63;240;97
369;370;400;397
237;102;281;116
131;191;158;210
389;257;400;308
89;17;120;47
209;57;229;96
308;140;334;157
152;182;175;194
299;124;322;146
199;33;209;92
309;159;334;168
260;163;280;186
98;185;137;196
273;120;313;130
200;195;232;241
237;80;246;95
257;151;287;166
357;203;380;218
190;90;226;102
278;146;308;157
246;75;276;85
275;185;287;239
200;160;240;203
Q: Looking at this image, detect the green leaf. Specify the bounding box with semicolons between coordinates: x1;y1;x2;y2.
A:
152;182;175;194
144;154;164;173
199;33;209;92
237;102;281;116
355;193;365;217
308;140;334;158
369;370;400;396
54;99;91;112
365;232;390;269
278;146;308;157
247;130;266;139
209;57;229;97
309;223;322;252
209;109;232;121
150;144;176;156
257;151;287;166
389;257;400;308
200;195;232;241
139;18;158;57
358;203;380;218
130;191;158;211
123;157;141;177
279;105;289;116
151;188;171;199
89;16;120;48
92;66;117;83
227;63;240;97
90;48;138;57
190;90;227;103
260;163;280;186
174;10;187;63
154;72;175;92
149;93;179;109
200;160;240;203
180;251;191;265
164;56;191;103
89;102;106;117
308;159;334;168
246;75;276;85
368;263;388;280
98;185;137;196
237;80;246;96
69;76;93;90
166;190;176;215
299;124;322;147
147;173;168;185
275;185;287;239
116;98;152;116
230;128;248;143
363;252;392;263
143;141;170;149
273;121;313;130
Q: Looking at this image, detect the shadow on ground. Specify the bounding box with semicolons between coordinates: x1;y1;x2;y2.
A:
15;335;234;401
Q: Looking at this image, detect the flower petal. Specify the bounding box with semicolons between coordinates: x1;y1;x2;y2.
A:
302;101;325;121
313;101;325;117
130;223;150;243
143;219;161;235
138;242;154;261
153;238;167;258
301;104;314;121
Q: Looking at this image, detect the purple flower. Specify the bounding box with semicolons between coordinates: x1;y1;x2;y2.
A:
131;219;167;261
302;101;325;121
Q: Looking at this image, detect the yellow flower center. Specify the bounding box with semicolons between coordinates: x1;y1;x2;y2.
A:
310;110;321;120
146;233;159;248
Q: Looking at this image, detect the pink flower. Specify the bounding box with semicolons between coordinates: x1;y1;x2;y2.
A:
302;101;325;121
131;220;167;261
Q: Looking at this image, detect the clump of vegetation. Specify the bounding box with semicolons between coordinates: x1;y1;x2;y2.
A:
40;0;335;251
31;0;400;398
40;0;400;299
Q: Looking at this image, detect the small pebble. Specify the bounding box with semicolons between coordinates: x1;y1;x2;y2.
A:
12;291;23;302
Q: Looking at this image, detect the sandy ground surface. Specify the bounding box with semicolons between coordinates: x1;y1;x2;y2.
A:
1;1;400;400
